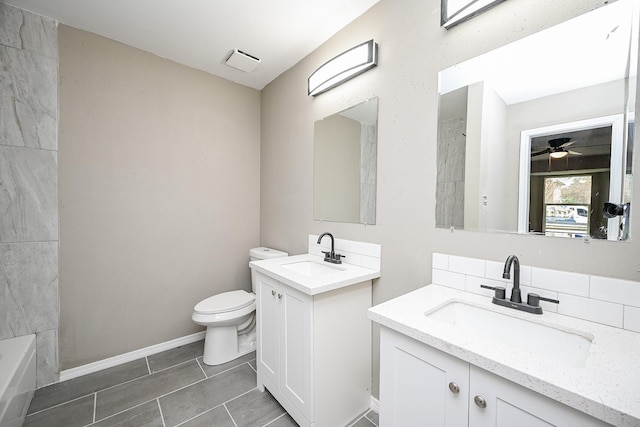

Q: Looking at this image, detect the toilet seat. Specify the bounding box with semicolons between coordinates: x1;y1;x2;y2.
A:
194;290;254;315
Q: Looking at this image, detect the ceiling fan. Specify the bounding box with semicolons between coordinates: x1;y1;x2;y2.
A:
531;137;582;159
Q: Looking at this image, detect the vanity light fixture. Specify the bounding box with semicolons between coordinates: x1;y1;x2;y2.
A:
308;39;378;96
441;0;507;29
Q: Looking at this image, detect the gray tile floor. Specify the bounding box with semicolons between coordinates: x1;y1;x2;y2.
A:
23;340;379;427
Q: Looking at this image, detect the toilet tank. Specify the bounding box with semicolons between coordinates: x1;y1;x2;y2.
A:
249;247;288;262
249;247;288;293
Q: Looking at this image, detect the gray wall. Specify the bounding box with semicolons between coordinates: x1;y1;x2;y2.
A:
0;3;59;386
260;0;640;398
314;114;361;222
58;26;261;369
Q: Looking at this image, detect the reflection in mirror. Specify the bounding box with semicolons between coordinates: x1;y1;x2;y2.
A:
314;98;378;224
436;0;637;241
518;115;632;241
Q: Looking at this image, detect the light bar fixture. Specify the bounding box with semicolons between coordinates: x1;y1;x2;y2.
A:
308;39;378;96
441;0;507;29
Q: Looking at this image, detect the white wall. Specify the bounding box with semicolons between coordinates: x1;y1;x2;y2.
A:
260;0;640;398
479;83;509;231
465;82;483;230
58;26;261;369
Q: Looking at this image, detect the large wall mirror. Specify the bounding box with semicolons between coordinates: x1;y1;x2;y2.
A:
436;0;637;241
314;98;378;224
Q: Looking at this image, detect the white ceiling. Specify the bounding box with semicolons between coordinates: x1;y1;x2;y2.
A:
3;0;380;90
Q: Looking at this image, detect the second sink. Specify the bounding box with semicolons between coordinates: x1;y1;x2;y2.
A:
281;260;344;277
425;300;593;368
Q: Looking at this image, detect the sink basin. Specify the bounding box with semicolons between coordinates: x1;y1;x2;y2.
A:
281;260;344;277
425;300;593;368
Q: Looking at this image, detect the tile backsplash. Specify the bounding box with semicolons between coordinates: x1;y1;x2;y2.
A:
433;253;640;333
308;235;381;271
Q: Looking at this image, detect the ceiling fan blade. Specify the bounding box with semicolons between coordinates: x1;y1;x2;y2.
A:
548;137;571;148
560;141;575;148
568;150;582;155
531;148;551;157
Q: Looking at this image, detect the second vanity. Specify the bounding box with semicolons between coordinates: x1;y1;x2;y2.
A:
369;284;640;427
250;250;380;427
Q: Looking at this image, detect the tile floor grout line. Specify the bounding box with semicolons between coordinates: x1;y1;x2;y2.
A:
94;361;253;422
148;354;199;375
223;384;257;405
195;357;208;377
199;358;257;379
26;339;376;427
223;402;240;427
348;410;377;427
91;361;218;425
145;342;213;373
28;351;277;426
156;398;167;427
173;403;225;427
28;357;156;416
93;398;164;424
263;412;288;426
172;384;262;427
93;392;97;423
365;411;379;426
92;358;199;398
25;391;96;417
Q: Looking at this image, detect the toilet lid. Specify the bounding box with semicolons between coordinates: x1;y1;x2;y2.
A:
194;290;255;315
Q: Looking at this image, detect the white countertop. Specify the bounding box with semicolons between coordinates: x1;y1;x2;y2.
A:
368;284;640;427
250;254;380;296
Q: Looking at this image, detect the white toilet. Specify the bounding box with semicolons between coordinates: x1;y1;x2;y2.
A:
192;247;287;365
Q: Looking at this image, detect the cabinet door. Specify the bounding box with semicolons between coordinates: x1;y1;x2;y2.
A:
256;273;280;388
469;365;609;427
280;284;313;421
380;327;469;427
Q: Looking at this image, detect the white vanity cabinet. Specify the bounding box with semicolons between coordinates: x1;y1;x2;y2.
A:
380;327;608;427
379;325;469;426
257;273;313;420
254;271;373;427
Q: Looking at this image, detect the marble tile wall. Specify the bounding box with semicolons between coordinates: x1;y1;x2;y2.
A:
0;3;59;386
436;116;466;229
360;123;377;225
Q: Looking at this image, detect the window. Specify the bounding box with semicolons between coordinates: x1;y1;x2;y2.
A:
543;176;592;237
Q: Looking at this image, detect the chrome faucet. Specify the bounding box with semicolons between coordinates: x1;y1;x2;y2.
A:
317;232;343;264
503;254;522;303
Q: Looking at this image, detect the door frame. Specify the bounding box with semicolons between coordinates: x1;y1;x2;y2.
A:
518;114;625;240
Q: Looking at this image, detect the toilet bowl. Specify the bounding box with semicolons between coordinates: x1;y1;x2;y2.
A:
192;247;287;366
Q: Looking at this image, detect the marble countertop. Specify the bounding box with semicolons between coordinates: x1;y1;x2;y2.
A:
368;284;640;427
250;254;380;296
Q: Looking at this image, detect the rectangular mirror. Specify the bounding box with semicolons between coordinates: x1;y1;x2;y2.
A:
314;98;379;224
436;0;637;241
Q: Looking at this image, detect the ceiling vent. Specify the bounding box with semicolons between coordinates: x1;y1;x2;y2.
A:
225;49;261;72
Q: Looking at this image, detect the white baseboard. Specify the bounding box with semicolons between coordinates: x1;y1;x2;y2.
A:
59;331;206;382
370;395;380;413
